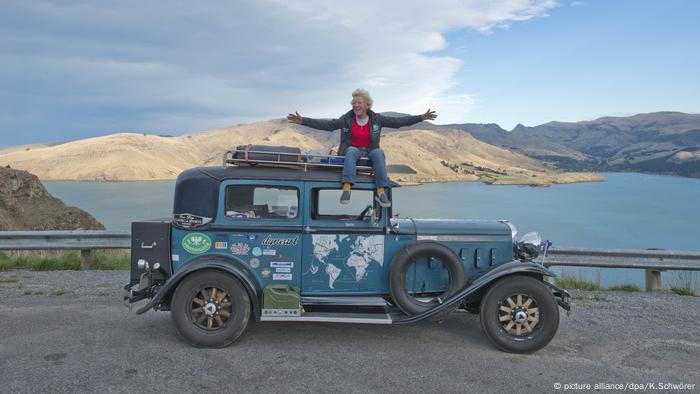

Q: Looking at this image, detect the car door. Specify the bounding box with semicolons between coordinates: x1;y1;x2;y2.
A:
301;182;388;295
212;179;304;290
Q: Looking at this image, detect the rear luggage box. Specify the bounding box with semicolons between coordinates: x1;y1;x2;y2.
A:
130;220;172;283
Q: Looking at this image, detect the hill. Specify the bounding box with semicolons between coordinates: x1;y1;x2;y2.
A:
0;167;104;230
0;119;601;186
449;112;700;178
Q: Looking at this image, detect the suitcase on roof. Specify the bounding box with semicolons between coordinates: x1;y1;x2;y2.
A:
233;145;302;164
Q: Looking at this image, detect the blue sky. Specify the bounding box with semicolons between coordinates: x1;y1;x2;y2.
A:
0;0;698;146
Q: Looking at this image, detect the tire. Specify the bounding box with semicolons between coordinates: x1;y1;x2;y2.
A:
479;275;559;354
171;270;251;348
389;241;466;315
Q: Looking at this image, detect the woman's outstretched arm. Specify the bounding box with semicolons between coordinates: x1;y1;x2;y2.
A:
379;109;438;129
287;111;344;131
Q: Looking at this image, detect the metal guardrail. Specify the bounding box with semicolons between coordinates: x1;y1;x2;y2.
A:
544;248;700;292
0;231;130;269
1;232;699;292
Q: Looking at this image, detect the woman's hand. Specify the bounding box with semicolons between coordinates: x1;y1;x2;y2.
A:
287;111;303;124
420;109;437;121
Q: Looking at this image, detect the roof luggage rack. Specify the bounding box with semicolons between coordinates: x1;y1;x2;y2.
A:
223;146;374;174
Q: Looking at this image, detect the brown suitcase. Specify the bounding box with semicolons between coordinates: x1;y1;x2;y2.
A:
233;145;302;163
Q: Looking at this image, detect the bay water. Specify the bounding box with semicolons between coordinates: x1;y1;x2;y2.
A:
44;173;700;290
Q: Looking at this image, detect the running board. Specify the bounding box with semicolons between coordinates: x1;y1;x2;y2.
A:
301;296;390;307
260;312;393;324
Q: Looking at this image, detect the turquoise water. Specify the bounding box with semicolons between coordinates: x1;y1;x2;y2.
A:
44;173;700;289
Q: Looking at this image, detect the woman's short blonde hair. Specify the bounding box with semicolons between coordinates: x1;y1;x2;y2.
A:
351;88;373;109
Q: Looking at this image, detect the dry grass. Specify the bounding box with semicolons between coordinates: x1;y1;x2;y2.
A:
0;250;129;271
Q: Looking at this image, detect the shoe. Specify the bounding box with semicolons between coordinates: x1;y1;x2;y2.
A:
375;192;391;208
340;190;351;204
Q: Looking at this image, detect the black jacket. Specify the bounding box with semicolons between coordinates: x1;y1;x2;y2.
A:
301;110;423;155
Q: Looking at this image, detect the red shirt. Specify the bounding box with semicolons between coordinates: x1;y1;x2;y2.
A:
351;117;370;147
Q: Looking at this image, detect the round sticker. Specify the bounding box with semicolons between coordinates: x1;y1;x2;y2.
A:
252;247;262;257
182;232;212;254
261;268;271;278
249;258;260;269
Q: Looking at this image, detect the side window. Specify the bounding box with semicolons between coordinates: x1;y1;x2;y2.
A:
313;189;380;221
225;185;299;220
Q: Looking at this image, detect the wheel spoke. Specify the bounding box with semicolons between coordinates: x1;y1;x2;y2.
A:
207;317;213;329
211;287;218;300
522;298;533;308
515;323;522;336
220;302;231;308
527;307;539;315
504;321;515;332
499;314;512;322
523;321;533;333
192;307;203;314
516;295;523;307
200;289;209;301
499;305;512;313
527;316;539;324
217;291;227;303
506;297;516;308
214;315;225;327
197;313;207;323
192;298;204;306
219;309;231;318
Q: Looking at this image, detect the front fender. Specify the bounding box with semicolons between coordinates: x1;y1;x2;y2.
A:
136;255;262;319
469;260;556;289
395;260;558;324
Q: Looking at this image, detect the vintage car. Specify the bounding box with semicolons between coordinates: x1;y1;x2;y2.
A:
124;147;570;353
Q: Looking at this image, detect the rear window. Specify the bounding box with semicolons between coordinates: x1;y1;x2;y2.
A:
225;185;299;220
173;169;218;220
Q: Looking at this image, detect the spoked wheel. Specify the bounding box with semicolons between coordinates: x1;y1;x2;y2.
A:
190;286;232;331
480;276;559;353
497;293;540;337
171;270;250;348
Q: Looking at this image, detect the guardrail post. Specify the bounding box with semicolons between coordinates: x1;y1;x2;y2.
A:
80;249;94;270
645;269;663;292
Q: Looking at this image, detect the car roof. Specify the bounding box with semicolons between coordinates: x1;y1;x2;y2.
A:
194;166;399;186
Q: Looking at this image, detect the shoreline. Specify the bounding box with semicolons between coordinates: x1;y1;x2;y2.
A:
36;171;606;187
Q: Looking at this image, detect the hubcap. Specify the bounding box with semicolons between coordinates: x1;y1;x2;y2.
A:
497;294;540;337
204;302;217;316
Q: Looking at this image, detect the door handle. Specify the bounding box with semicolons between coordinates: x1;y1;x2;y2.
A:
303;226;316;233
141;242;156;249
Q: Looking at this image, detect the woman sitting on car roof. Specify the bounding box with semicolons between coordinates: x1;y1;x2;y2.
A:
287;88;437;207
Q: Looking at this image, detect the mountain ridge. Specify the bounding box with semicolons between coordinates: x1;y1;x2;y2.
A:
445;111;700;178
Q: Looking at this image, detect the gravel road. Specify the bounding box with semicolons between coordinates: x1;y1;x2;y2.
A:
1;270;698;394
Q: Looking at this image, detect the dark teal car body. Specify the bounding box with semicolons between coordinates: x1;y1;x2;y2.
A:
124;164;570;353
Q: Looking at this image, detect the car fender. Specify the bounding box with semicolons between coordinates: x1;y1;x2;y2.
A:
395;260;558;324
136;255;262;318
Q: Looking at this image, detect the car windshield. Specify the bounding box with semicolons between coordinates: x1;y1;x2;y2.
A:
313;188;380;221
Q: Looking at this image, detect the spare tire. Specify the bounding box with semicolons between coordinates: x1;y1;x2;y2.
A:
388;241;467;315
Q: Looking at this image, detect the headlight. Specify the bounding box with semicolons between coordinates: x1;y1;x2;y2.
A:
516;231;542;261
518;231;541;246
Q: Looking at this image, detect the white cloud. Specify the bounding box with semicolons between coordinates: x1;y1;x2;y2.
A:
0;0;556;143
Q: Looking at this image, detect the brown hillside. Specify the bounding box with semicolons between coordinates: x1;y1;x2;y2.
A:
0;119;602;186
0;167;104;230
